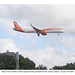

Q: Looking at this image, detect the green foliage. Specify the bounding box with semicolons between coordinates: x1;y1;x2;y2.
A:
1;54;75;70
0;55;16;69
19;55;36;69
0;54;36;70
53;62;75;70
36;64;47;70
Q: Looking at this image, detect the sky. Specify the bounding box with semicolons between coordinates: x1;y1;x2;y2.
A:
0;5;75;69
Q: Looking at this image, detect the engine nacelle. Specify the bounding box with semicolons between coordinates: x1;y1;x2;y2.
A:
41;30;47;35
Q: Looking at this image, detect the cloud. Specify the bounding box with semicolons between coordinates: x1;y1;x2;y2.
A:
0;5;10;17
0;5;75;34
19;35;75;68
20;46;75;68
0;39;19;53
0;37;75;69
62;35;75;50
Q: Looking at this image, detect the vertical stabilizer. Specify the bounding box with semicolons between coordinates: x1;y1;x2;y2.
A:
13;21;24;32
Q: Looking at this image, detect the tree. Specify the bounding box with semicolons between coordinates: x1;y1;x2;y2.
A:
36;64;47;70
19;55;36;69
0;55;36;70
53;62;75;70
0;55;16;69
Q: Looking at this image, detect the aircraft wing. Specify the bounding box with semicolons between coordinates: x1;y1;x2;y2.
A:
30;24;41;36
30;24;41;31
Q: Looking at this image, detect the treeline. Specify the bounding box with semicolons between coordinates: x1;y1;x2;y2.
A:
0;54;75;70
0;55;47;70
53;62;75;70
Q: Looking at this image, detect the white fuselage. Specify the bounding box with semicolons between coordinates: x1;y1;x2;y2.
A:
22;29;64;33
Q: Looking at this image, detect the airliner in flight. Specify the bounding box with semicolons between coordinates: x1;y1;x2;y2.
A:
13;21;64;36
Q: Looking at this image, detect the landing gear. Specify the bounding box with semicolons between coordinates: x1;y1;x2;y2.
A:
37;34;40;36
58;33;59;36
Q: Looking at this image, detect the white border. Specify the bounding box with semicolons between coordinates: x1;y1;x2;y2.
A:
0;0;75;4
0;70;75;75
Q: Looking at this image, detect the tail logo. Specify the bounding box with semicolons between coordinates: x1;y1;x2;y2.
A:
13;21;24;32
15;22;20;28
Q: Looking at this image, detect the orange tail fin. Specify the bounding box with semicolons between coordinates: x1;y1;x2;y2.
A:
13;21;24;32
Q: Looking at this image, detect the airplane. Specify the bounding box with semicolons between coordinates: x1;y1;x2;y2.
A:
13;21;64;36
